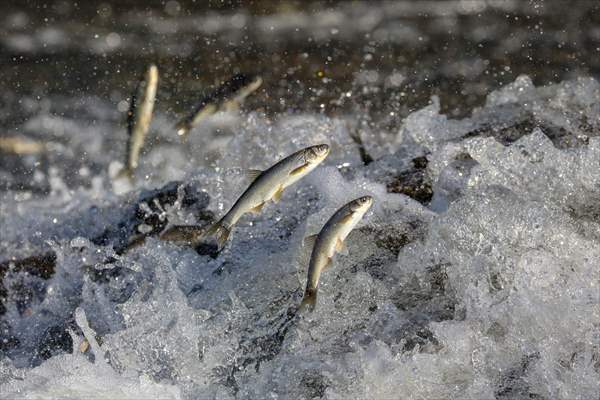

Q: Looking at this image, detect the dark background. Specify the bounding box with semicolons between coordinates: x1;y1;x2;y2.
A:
1;0;599;128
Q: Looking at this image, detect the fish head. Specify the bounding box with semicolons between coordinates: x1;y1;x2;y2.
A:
245;75;263;92
303;144;330;165
349;195;373;213
175;122;189;137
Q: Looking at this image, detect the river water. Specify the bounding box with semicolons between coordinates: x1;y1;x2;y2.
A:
1;1;599;399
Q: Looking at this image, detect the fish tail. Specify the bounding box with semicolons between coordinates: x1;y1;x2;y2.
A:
115;166;134;182
204;219;231;248
299;287;318;312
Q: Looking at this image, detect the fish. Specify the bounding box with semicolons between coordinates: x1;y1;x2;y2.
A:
0;136;45;155
300;196;373;311
175;73;263;138
205;144;330;247
118;64;159;180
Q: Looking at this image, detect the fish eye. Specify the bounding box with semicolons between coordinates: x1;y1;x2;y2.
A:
358;196;372;205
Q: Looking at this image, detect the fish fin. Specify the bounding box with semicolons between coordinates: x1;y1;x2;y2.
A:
160;225;204;246
272;185;284;203
303;234;318;250
299;288;318;312
215;225;231;248
250;202;265;214
298;234;317;266
203;219;231;248
336;239;348;256
289;163;309;176
244;169;263;182
115;167;134;182
339;212;354;225
323;257;333;270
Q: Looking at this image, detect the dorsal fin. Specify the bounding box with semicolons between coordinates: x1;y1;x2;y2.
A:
297;234;318;267
244;169;263;182
303;234;318;250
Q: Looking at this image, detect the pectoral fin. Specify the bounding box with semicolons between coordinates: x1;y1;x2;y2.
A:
336;239;349;256
272;185;284;203
290;163;309;176
250;202;265;214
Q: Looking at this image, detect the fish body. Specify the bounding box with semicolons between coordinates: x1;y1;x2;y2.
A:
0;136;45;155
206;144;330;247
176;74;262;138
300;196;373;311
120;64;159;179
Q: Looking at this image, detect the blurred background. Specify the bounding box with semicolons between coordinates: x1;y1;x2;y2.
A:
1;0;599;123
1;0;599;194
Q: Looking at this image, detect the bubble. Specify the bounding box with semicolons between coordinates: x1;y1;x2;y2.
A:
165;0;181;16
106;32;121;48
117;99;129;112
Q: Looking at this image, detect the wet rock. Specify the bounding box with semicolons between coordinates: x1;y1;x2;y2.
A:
386;156;433;204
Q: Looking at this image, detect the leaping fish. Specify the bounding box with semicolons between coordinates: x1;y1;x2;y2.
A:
0;136;45;155
300;196;373;311
205;144;330;248
175;73;262;138
118;64;159;180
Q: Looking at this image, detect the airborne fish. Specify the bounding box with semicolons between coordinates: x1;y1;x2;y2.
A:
205;144;330;247
300;196;373;311
175;73;262;138
118;64;159;180
0;136;45;155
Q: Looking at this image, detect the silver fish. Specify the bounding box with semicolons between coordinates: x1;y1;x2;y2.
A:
205;144;330;247
119;64;159;180
175;74;262;138
300;196;373;311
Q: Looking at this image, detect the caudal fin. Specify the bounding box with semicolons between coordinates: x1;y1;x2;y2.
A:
115;167;134;182
299;288;318;312
203;219;231;248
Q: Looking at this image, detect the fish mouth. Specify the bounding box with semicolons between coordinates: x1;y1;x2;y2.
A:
311;144;331;160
